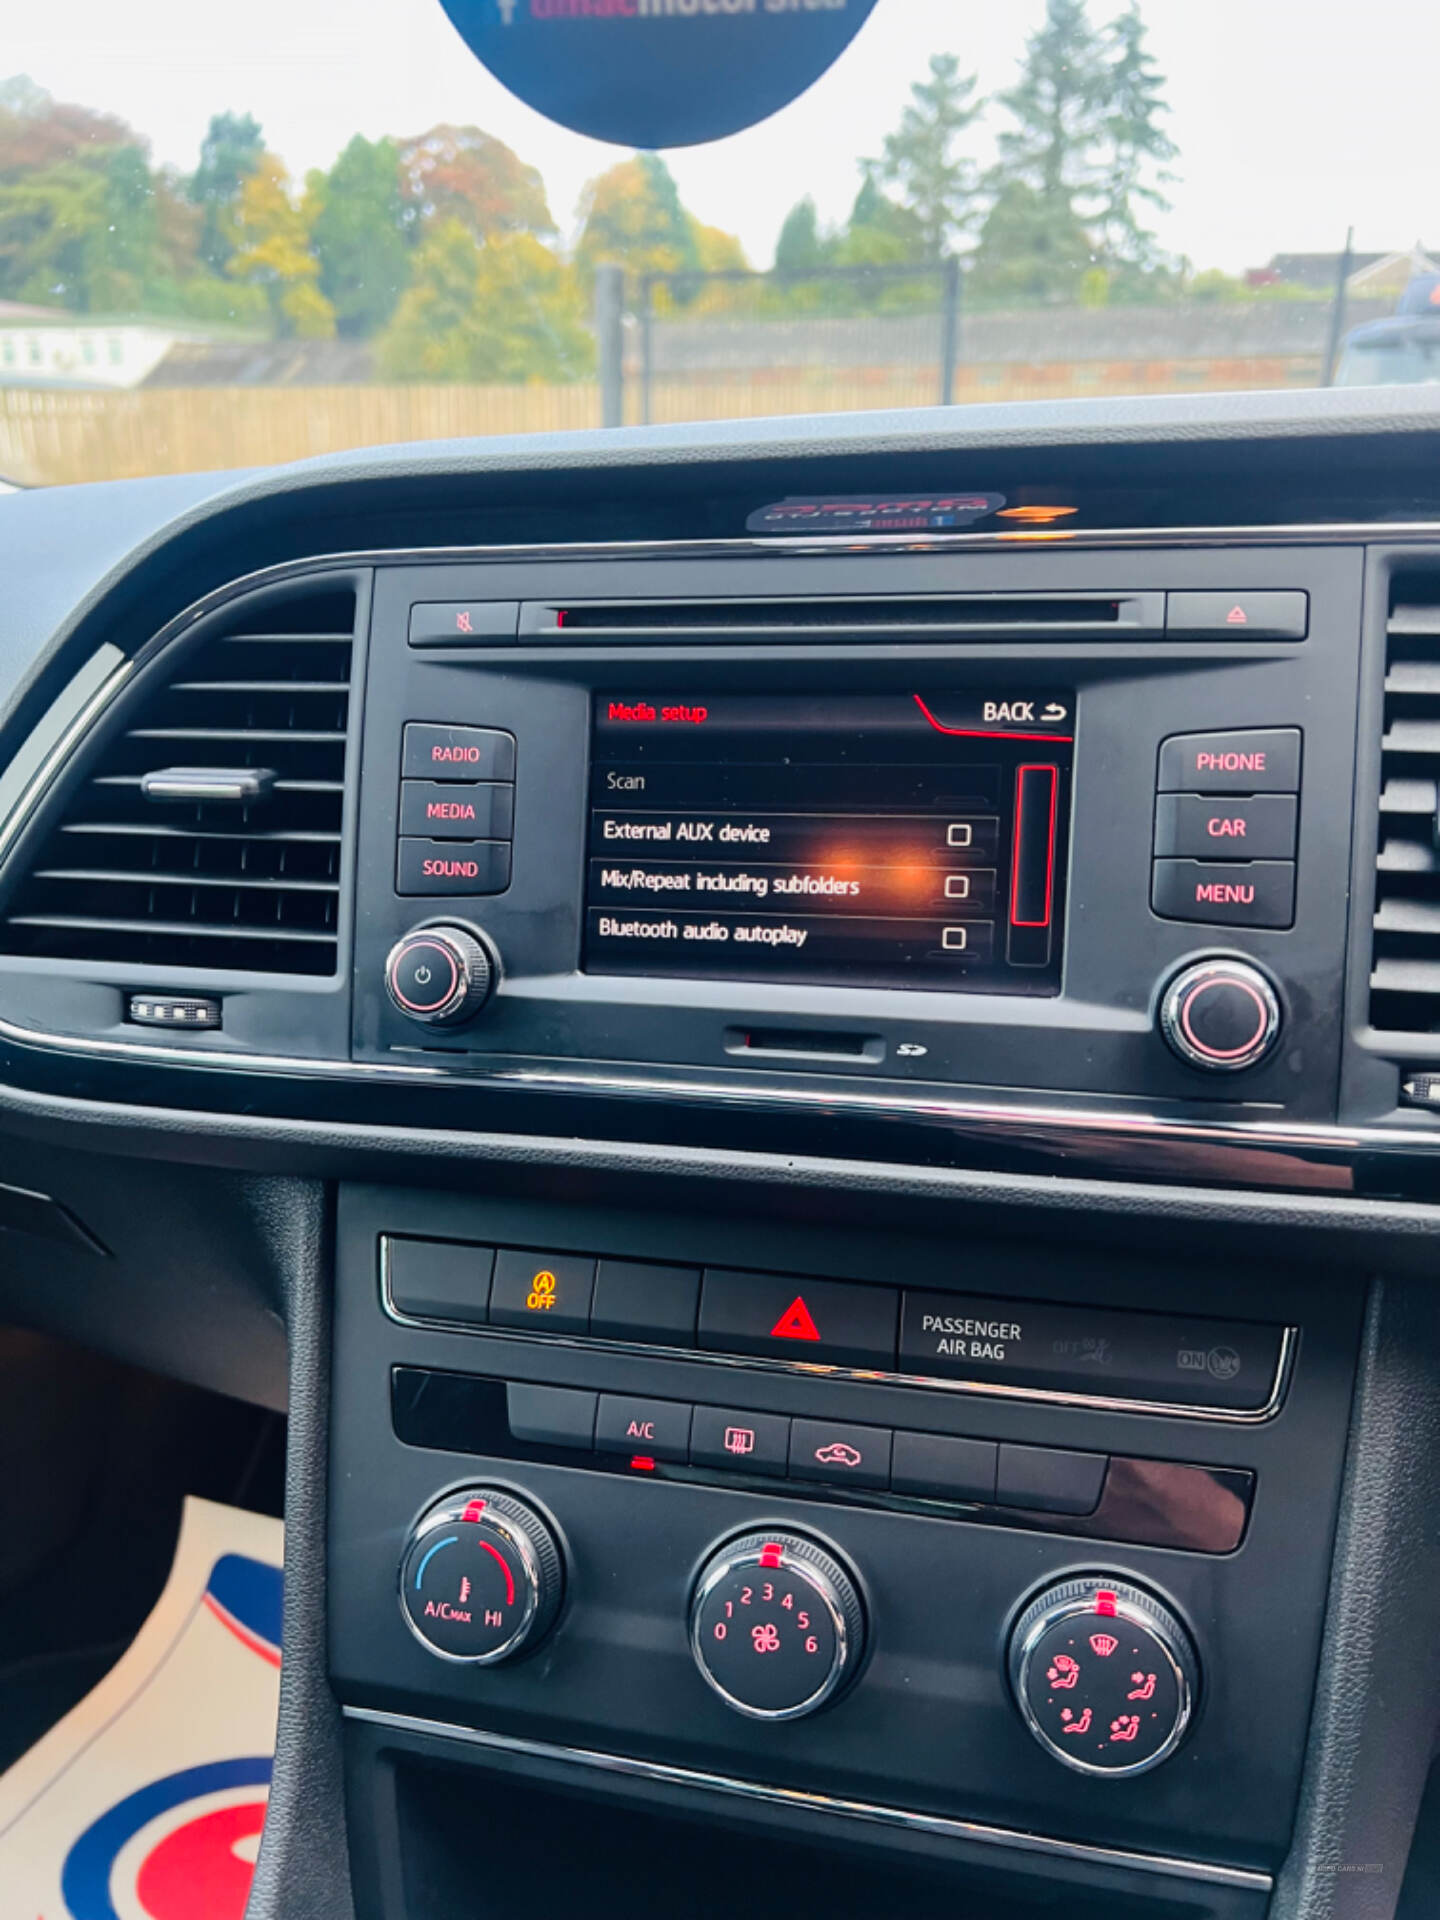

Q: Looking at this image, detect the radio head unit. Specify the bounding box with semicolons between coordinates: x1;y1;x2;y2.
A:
583;690;1074;996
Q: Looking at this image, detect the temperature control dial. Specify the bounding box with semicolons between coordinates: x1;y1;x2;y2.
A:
399;1488;562;1664
385;925;494;1027
690;1530;864;1721
1159;958;1281;1072
1008;1574;1199;1776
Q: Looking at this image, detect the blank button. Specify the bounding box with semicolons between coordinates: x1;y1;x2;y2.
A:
996;1444;1107;1515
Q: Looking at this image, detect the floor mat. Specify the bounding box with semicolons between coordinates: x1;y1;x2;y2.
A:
0;1495;283;1920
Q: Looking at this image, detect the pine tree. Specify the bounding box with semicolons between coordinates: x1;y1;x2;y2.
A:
872;53;984;260
994;0;1109;207
1096;4;1177;271
189;111;264;274
774;197;828;273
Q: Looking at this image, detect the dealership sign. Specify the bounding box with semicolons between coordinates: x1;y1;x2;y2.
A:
438;0;881;148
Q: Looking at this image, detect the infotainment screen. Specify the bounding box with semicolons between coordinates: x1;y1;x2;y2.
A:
583;691;1073;996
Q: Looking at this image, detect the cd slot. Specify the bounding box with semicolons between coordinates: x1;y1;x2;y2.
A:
525;593;1160;641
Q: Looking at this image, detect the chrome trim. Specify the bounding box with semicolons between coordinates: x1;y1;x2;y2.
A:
340;1704;1272;1891
1009;1579;1196;1780
689;1531;857;1722
379;1238;1298;1423
0;654;134;870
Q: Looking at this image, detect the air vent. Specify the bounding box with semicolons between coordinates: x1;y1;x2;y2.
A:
1370;583;1440;1031
1;585;358;978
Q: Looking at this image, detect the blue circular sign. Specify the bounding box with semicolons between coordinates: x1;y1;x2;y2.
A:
438;0;881;149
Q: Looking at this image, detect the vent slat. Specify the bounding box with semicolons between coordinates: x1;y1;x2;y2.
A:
1371;584;1440;1032
1;586;356;978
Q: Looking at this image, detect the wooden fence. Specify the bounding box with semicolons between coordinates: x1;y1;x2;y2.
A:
0;355;1321;487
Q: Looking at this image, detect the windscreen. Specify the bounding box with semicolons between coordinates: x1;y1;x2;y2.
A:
1;2;1435;486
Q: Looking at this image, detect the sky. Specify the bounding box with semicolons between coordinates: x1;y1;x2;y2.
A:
4;0;1436;276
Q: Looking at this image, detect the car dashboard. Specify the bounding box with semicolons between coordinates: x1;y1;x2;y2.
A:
2;389;1440;1920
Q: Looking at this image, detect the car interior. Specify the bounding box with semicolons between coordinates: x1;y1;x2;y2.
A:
6;6;1440;1920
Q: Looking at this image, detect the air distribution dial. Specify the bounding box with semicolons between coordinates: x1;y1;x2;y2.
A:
399;1488;562;1664
1008;1574;1199;1776
385;924;495;1027
690;1529;865;1721
1159;957;1281;1072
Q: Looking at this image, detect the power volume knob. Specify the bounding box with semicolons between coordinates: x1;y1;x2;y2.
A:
1159;958;1281;1072
385;924;494;1026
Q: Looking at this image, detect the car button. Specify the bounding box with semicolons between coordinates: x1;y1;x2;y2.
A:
403;724;516;781
1157;729;1301;793
590;1259;701;1347
596;1395;692;1463
409;601;520;646
1153;792;1298;861
996;1444;1108;1515
506;1383;597;1451
400;781;515;841
698;1271;898;1371
1165;591;1308;639
1152;858;1296;929
789;1419;892;1490
489;1250;596;1335
891;1432;997;1503
690;1406;791;1476
397;838;512;896
385;1236;494;1324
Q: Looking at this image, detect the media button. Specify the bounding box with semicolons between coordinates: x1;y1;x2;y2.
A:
400;781;515;841
698;1271;898;1371
1154;792;1297;861
1157;729;1301;794
690;1406;790;1476
596;1395;692;1463
1151;858;1295;929
789;1419;892;1490
490;1250;595;1334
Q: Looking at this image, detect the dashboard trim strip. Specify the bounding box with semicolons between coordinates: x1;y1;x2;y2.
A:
340;1704;1273;1891
379;1235;1298;1423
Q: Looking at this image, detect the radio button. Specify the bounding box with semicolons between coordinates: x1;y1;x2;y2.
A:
403;723;516;781
1157;728;1301;793
596;1394;692;1463
397;838;512;896
1153;792;1297;861
698;1271;898;1371
1152;858;1295;928
400;780;515;841
490;1250;595;1335
691;1406;791;1476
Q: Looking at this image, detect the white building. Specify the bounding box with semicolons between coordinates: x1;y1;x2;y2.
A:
0;303;216;390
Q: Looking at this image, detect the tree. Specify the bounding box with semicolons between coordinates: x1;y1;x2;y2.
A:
871;53;984;260
226;154;335;337
575;153;700;287
967;179;1096;306
396;125;551;239
774;198;828;273
309;135;409;337
994;0;1109;207
1095;3;1177;273
189;111;264;273
377;219;591;382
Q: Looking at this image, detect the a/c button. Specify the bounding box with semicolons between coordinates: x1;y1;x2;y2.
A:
596;1395;692;1463
490;1250;595;1334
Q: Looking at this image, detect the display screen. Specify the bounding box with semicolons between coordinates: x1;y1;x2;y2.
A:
584;691;1073;996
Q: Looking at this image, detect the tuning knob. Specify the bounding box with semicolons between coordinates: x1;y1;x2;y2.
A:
385;924;495;1026
1008;1574;1199;1776
1159;958;1281;1072
399;1488;563;1663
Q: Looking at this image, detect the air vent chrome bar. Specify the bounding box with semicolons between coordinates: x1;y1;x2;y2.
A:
141;766;277;803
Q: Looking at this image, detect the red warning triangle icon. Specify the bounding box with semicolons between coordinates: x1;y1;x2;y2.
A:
1225;604;1249;625
770;1295;822;1342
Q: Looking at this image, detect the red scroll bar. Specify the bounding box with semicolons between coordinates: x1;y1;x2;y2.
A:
1010;765;1059;930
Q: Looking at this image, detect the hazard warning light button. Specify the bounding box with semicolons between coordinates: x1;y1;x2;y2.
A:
698;1270;899;1371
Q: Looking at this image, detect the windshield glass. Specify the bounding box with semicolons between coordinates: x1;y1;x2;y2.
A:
1;0;1436;484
